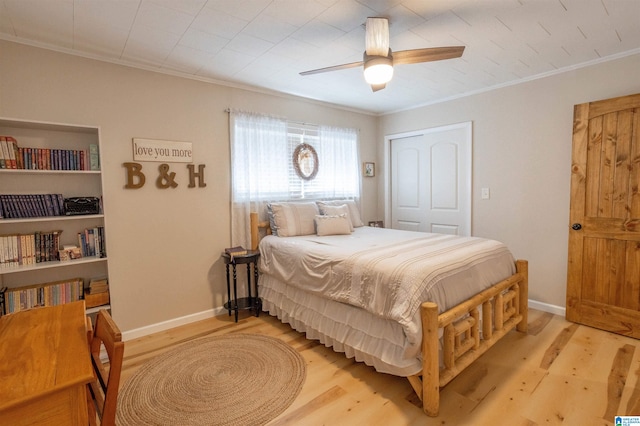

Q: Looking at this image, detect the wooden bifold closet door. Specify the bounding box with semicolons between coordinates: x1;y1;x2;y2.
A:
567;93;640;337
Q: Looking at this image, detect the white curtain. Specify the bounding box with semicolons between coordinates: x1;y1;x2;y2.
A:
229;111;287;248
229;112;361;248
314;125;360;199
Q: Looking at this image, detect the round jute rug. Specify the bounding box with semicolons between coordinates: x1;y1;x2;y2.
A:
116;333;306;426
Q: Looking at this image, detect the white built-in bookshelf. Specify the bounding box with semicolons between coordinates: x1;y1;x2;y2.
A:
0;117;110;316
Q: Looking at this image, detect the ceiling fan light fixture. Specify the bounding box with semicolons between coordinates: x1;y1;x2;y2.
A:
299;16;465;93
363;54;393;85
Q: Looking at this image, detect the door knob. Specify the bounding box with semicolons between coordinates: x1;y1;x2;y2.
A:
571;223;582;230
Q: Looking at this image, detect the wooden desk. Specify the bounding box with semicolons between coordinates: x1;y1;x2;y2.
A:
0;301;93;425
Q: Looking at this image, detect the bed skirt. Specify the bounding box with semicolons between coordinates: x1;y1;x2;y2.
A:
260;273;424;376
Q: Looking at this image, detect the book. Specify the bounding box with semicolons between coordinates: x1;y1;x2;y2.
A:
89;143;100;170
0;137;6;168
6;137;18;169
225;246;247;261
89;279;107;290
86;227;95;256
89;283;108;294
89;277;109;294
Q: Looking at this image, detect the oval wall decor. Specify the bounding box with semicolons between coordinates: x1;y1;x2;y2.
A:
293;143;319;181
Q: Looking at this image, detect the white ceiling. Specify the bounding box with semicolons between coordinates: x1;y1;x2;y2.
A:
1;0;639;114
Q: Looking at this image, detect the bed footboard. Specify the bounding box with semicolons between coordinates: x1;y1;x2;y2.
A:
250;212;528;416
408;259;528;416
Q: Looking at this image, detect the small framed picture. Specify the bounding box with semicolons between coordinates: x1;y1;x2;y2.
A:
363;162;375;177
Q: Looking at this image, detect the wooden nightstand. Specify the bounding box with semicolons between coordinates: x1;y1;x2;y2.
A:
221;250;261;322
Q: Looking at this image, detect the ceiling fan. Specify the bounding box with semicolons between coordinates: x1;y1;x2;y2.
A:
300;17;465;92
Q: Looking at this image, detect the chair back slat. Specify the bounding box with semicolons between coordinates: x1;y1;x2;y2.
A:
87;309;124;426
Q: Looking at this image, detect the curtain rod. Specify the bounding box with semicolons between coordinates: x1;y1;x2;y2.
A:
225;108;359;132
225;108;311;126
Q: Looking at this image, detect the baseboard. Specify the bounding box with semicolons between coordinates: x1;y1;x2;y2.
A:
122;306;226;341
122;299;567;341
528;299;566;317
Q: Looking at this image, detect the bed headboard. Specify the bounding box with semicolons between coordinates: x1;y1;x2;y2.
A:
250;212;271;250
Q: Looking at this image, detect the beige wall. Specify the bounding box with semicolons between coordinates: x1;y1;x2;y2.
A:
380;53;640;311
0;40;378;333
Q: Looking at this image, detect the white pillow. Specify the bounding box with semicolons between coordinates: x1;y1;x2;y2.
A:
315;214;352;236
317;204;354;231
269;202;319;237
317;200;364;227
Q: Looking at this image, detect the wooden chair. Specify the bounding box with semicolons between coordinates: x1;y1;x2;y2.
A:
85;315;95;422
86;309;124;426
86;316;94;347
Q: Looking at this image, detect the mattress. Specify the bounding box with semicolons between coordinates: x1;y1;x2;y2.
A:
258;226;516;376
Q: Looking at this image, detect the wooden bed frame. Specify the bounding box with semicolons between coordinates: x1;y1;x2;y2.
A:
250;212;528;417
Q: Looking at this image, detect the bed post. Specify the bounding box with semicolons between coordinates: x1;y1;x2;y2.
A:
250;211;272;250
421;301;440;416
516;259;528;333
250;212;259;250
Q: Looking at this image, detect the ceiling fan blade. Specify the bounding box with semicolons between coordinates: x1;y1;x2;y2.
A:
371;83;386;92
365;17;390;56
393;46;465;65
299;61;363;76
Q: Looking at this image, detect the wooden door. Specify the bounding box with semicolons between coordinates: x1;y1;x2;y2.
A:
566;93;640;337
389;122;471;236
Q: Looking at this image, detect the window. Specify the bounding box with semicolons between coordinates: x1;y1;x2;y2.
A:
287;123;360;200
231;113;360;202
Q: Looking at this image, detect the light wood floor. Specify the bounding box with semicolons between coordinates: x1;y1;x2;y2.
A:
120;308;640;425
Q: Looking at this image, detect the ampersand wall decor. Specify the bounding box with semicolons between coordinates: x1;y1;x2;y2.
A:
156;164;179;189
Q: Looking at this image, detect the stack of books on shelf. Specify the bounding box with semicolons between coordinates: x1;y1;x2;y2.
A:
0;230;62;268
0;135;100;171
2;277;84;314
88;277;108;294
0;193;65;219
77;226;106;258
84;277;109;308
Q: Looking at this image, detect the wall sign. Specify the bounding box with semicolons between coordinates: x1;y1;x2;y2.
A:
125;138;205;189
133;138;193;163
123;162;207;189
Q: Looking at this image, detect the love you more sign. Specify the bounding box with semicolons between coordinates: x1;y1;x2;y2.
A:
133;138;193;163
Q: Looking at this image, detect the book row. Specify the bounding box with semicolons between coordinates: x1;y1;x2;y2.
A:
0;226;106;269
0;135;100;171
1;278;84;314
0;193;66;219
77;226;106;259
0;230;63;267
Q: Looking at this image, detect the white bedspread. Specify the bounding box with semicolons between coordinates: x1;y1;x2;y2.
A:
258;227;516;375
